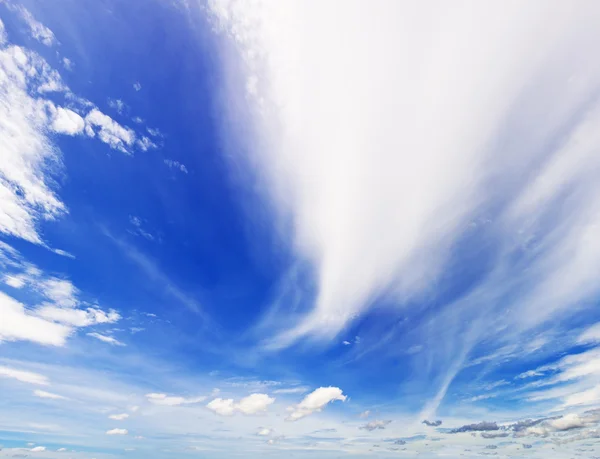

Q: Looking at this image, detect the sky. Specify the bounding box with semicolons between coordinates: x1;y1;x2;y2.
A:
2;0;600;457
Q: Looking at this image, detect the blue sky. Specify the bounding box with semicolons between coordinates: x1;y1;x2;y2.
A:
2;0;600;457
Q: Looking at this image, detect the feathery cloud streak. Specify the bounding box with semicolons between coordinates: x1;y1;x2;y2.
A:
209;0;600;353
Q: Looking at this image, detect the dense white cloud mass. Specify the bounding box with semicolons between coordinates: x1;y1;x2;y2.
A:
209;0;600;352
286;387;346;421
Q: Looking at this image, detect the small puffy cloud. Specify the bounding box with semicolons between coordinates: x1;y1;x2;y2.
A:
422;420;442;427
133;82;141;91
87;332;125;346
146;393;206;406
206;393;274;416
106;428;128;435
50;107;85;135
342;340;351;345
0;365;49;385
33;390;67;400
257;428;272;436
360;420;391;431
164;159;188;173
237;393;275;415
108;98;127;115
359;410;370;418
62;57;73;71
30;446;46;452
57;448;67;452
109;413;129;421
286;386;346;421
207;398;236;416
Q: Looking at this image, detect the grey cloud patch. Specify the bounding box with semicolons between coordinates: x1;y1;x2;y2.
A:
422;420;442;427
451;421;499;433
360;420;392;431
481;432;509;439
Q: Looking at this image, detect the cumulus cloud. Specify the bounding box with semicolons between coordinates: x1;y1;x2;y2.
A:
87;332;125;346
133;82;141;91
146;393;206;406
109;413;129;421
285;386;346;421
30;446;46;452
0;365;48;385
33;390;67;400
206;393;274;416
257;427;272;436
50;107;85;135
360;420;391;431
106;428;128;435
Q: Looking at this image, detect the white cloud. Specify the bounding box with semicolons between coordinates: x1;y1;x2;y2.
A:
236;393;275;414
84;109;136;153
50;107;85;135
164;159;188;173
137;136;157;151
206;393;274;416
578;323;600;344
33;390;67;400
257;427;272;436
108;98;127;114
35;306;120;327
57;448;67;452
87;332;125;346
206;398;236;416
62;57;73;71
109;413;129;420
106;428;128;435
0;17;6;44
0;365;49;385
146;393;206;406
285;387;346;421
30;446;46;452
13;5;57;46
210;0;600;357
133;82;141;91
0;292;73;346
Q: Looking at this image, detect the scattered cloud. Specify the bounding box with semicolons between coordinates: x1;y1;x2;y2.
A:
285;386;346;421
12;5;57;46
108;98;127;115
0;365;49;385
84;109;136;153
109;413;129;421
133;82;141;91
87;332;125;346
257;427;272;436
33;390;67;400
422;420;442;427
30;446;46;452
146;393;206;406
106;428;128;435
359;419;391;431
164;159;188;174
451;421;499;433
206;393;274;416
62;57;73;71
